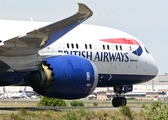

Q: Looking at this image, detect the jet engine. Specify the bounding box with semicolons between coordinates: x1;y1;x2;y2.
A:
24;55;98;99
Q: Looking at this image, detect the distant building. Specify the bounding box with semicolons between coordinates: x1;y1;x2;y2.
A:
93;75;168;100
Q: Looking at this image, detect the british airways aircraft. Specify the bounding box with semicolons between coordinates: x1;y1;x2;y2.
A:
0;3;158;107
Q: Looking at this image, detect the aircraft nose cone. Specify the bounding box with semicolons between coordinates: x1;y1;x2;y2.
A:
140;53;158;82
150;56;158;76
153;62;158;76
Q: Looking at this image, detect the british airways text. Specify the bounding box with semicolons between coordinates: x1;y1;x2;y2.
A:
58;50;129;62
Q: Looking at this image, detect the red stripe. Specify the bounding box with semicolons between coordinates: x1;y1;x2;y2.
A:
100;38;140;45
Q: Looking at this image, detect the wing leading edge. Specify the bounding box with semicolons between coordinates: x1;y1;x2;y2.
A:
0;3;93;56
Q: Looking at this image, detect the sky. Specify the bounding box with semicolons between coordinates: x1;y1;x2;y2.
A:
0;0;168;75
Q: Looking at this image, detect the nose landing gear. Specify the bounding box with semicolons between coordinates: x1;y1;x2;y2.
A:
112;86;129;107
112;96;127;107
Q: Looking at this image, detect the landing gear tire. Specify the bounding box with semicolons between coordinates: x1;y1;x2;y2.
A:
112;97;119;107
112;97;127;107
120;97;127;106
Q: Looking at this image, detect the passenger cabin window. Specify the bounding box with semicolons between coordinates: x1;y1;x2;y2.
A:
102;45;105;50
85;44;87;49
71;43;74;49
120;45;122;50
76;44;79;49
107;45;109;50
89;44;92;49
67;43;69;48
116;45;118;50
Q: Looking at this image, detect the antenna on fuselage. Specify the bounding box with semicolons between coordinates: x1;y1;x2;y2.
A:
30;17;34;22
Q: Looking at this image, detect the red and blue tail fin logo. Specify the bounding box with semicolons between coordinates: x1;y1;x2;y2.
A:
100;38;143;56
21;87;26;96
3;87;6;93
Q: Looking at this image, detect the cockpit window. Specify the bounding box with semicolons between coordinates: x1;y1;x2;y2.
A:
145;47;149;54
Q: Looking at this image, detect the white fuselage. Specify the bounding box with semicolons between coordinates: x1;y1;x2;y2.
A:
0;20;158;84
39;24;158;76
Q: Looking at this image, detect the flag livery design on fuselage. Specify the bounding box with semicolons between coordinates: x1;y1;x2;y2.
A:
100;38;143;56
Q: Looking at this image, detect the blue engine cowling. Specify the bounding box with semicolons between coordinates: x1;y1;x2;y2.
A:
28;55;98;99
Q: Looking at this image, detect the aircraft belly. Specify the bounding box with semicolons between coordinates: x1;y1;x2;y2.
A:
0;72;29;86
97;74;156;87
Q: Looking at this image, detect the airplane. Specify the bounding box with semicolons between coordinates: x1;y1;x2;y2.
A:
0;87;10;99
7;87;29;99
22;90;38;98
0;3;158;107
87;94;97;100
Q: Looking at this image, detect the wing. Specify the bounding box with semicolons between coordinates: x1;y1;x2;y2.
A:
0;3;93;56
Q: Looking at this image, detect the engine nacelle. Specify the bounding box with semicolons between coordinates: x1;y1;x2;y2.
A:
25;55;98;99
